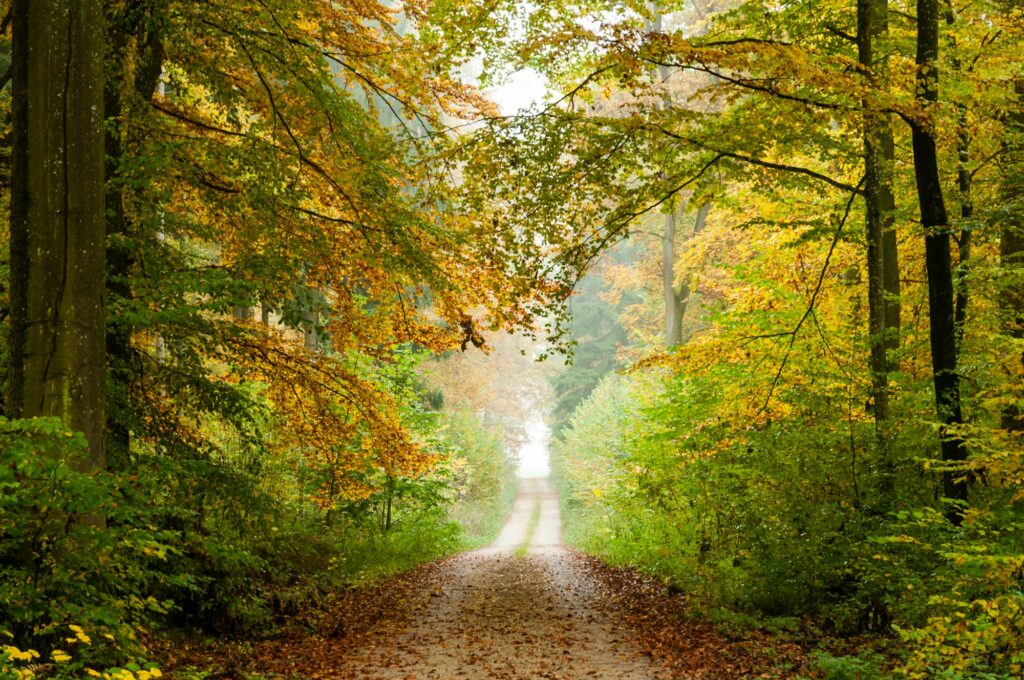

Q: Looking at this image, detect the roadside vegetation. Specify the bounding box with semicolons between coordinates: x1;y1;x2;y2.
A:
2;0;1023;678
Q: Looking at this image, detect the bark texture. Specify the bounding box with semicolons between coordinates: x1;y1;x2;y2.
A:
8;0;107;466
858;0;900;431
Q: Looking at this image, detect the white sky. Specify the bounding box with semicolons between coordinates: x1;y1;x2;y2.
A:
517;413;551;478
480;68;552;478
485;68;549;116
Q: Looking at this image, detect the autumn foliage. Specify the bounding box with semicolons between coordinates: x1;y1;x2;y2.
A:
2;0;1024;678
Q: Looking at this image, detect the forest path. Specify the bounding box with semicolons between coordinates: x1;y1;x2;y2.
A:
320;476;668;679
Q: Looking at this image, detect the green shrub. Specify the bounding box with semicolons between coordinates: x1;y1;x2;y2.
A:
810;651;886;680
0;417;172;669
444;410;516;548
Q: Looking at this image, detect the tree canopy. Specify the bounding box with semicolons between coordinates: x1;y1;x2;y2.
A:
2;0;1023;677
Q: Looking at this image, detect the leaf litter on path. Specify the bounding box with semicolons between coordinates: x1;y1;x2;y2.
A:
173;478;811;679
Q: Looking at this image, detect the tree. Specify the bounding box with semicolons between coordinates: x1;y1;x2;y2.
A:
652;3;715;350
7;0;106;467
549;264;632;435
649;6;683;348
664;200;710;346
1000;77;1024;433
909;0;969;520
857;0;900;439
103;0;165;468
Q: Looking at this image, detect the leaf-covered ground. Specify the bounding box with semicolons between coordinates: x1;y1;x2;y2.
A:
174;479;814;679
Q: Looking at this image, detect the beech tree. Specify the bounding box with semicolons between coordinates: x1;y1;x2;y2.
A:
2;1;1024;676
7;0;106;467
858;0;900;440
909;0;968;518
1001;77;1024;433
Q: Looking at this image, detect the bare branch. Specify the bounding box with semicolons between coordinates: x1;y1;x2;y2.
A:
749;180;863;419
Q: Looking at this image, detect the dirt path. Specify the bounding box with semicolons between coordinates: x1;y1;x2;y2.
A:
229;478;809;679
327;477;668;679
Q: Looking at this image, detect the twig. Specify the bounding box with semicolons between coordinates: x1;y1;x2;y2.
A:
751;180;862;420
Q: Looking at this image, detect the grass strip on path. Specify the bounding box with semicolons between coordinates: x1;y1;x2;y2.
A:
515;499;542;557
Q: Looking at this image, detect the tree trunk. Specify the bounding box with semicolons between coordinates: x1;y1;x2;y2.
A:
104;2;164;468
942;8;973;349
953;125;972;347
1001;226;1024;433
671;202;711;344
858;0;898;433
652;4;712;349
882;199;901;372
910;0;968;522
8;0;106;467
650;9;681;348
1001;79;1024;434
385;475;394;531
663;208;681;346
303;308;319;350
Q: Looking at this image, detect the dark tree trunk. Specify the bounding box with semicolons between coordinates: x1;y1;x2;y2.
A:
943;7;973;349
1001;226;1024;433
385;475;394;531
104;3;164;468
1000;79;1024;434
7;0;29;421
910;0;968;522
8;0;107;467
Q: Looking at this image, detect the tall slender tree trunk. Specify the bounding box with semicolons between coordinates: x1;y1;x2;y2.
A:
649;9;681;347
8;0;106;467
662;206;680;346
664;202;711;346
651;6;712;347
953;125;972;346
104;3;164;468
943;8;973;348
858;0;899;435
910;0;968;522
1001;221;1024;433
674;202;710;338
1001;79;1024;434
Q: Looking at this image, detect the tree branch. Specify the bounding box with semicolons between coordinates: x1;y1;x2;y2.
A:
650;124;862;194
748;180;863;420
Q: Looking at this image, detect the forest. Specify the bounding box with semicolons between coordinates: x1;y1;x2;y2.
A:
0;0;1022;678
